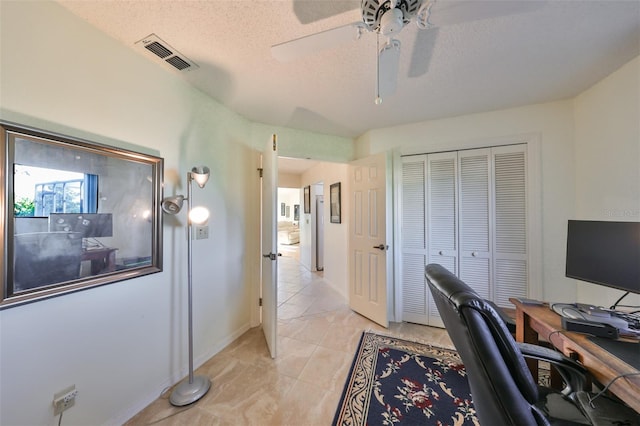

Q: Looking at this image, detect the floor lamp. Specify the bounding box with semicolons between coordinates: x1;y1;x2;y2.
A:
162;166;212;406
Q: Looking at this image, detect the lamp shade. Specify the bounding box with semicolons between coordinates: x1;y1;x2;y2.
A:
161;195;185;214
191;166;210;188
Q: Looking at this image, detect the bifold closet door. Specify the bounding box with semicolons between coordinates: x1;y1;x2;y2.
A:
427;151;459;274
492;145;528;307
399;144;528;325
458;149;492;300
400;156;429;324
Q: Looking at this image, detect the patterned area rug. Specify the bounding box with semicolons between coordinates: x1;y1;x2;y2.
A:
333;332;479;426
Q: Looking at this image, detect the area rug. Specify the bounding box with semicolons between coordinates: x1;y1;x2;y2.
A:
333;332;479;426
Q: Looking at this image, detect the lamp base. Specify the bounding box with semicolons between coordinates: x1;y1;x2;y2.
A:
169;375;211;406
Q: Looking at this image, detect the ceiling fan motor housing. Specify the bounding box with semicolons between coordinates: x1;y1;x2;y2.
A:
361;0;422;32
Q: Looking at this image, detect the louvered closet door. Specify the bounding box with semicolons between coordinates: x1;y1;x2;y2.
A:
458;149;492;299
427;152;458;274
426;152;458;327
401;156;429;324
492;145;528;307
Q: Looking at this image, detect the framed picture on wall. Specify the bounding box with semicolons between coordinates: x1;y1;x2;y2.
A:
280;202;285;216
330;182;341;223
286;205;290;218
294;204;300;221
304;186;311;213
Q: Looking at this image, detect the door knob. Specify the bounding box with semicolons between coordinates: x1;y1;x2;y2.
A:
262;252;279;260
373;244;388;250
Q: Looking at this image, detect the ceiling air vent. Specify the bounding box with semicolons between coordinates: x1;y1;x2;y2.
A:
136;34;199;72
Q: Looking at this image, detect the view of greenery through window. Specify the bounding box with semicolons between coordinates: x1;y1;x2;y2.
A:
14;165;85;217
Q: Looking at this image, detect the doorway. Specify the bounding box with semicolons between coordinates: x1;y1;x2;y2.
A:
316;195;324;271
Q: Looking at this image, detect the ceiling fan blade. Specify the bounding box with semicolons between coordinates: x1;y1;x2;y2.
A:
378;39;401;99
426;0;545;28
293;0;359;24
271;22;366;62
408;27;438;78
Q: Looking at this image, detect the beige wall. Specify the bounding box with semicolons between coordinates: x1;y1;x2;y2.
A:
277;187;301;222
574;56;640;306
1;1;637;424
0;2;353;425
278;172;302;189
300;162;350;298
356;100;577;303
356;55;639;306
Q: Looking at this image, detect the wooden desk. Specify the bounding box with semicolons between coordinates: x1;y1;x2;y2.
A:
82;247;117;274
510;298;640;413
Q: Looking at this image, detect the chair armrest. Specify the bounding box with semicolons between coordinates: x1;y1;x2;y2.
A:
517;342;588;395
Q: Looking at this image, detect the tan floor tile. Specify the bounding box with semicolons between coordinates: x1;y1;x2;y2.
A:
318;324;365;354
297;346;354;392
126;255;451;425
272;336;317;379
276;380;342;426
277;315;332;345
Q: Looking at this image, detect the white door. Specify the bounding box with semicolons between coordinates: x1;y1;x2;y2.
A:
427;151;459;273
400;144;528;327
400;155;430;324
261;134;278;358
316;196;324;271
492;145;528;307
349;152;390;327
458;149;492;300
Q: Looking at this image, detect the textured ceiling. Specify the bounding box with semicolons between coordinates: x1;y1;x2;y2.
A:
57;1;640;139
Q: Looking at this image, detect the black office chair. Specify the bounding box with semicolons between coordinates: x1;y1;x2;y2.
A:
425;263;639;426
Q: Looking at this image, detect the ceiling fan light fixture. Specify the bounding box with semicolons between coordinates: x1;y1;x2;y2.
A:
380;8;405;36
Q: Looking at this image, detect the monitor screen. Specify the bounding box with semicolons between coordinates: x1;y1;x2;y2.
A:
566;220;640;294
49;213;113;238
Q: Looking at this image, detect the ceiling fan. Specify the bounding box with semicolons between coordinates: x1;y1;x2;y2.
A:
272;0;543;104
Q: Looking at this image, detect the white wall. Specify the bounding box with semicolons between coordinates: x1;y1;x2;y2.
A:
300;162;350;298
277;188;300;223
356;100;578;303
573;56;640;306
0;2;354;425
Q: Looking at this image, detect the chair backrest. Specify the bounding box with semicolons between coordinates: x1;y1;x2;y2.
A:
14;232;83;291
425;263;544;425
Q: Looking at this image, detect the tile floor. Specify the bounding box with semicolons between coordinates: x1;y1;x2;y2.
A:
126;255;452;425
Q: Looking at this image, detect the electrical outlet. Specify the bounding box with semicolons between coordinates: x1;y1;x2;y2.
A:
194;225;209;240
53;385;78;416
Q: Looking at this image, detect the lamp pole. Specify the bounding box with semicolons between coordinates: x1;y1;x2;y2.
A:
169;167;211;406
186;170;195;384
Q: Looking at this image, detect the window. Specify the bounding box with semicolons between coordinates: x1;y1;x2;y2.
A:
14;165;98;217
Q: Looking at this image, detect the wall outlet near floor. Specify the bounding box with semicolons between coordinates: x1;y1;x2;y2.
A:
194;225;209;240
53;384;78;416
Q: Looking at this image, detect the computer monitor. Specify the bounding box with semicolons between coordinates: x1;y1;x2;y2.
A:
565;220;640;294
49;213;113;238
